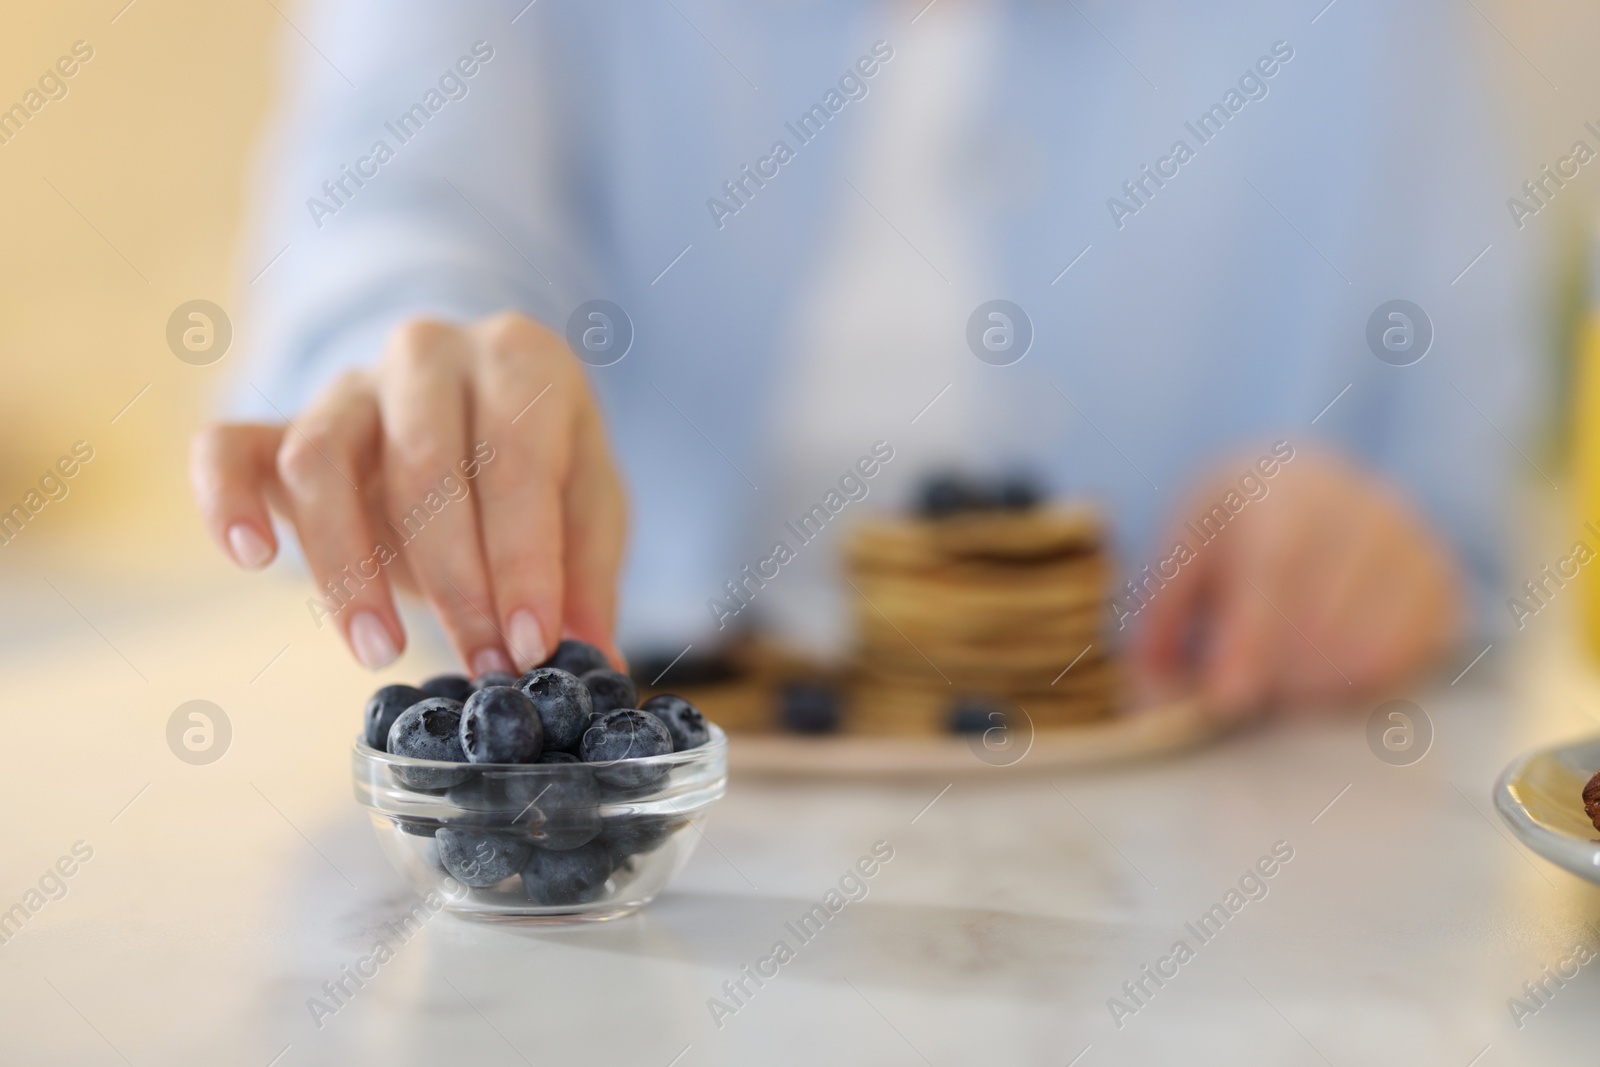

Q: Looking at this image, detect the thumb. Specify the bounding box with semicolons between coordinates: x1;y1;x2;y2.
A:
1200;573;1277;725
1129;541;1209;706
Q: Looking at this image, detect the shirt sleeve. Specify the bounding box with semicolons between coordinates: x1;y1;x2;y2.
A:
228;0;592;418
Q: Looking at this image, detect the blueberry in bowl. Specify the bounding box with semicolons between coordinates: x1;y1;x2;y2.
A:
460;686;543;764
353;681;727;923
436;827;533;888
387;698;474;791
522;842;613;905
642;693;710;749
581;669;639;718
542;638;611;678
580;709;675;790
516;667;593;754
364;684;426;750
419;673;475;703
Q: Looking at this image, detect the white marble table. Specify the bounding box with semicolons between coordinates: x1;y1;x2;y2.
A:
3;571;1599;1065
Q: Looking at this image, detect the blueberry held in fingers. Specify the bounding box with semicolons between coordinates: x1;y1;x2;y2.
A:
387;698;473;790
419;673;474;703
364;684;426;750
517;667;593;753
641;693;710;750
521;841;612;905
582;668;639;717
437;827;533;888
460;686;543;764
580;709;673;789
540;639;610;678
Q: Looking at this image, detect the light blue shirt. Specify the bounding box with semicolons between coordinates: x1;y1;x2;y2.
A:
236;0;1546;653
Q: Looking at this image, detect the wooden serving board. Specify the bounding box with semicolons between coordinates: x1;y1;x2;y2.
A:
725;698;1217;778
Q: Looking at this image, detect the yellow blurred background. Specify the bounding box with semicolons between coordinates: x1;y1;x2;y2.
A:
0;0;274;570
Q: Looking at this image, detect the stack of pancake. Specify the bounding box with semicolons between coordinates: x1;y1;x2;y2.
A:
843;505;1117;734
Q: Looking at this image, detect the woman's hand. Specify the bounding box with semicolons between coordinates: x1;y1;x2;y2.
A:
190;313;627;675
1132;448;1462;723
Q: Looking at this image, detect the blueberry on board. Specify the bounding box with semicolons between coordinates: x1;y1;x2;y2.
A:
948;699;1007;735
521;842;612;905
582;669;639;717
540;639;610;678
460;686;543;764
776;683;841;734
917;470;993;518
996;473;1043;511
473;670;519;691
641;694;711;750
517;667;594;754
387;698;473;790
420;673;474;703
598;815;682;865
629;647;739;688
436;827;533;888
364;684;426;750
579;709;674;789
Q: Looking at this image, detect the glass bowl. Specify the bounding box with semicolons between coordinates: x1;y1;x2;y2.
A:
352;725;728;923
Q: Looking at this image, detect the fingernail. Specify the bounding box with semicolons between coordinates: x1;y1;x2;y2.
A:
350;612;399;670
472;647;513;677
227;524;273;569
506;610;547;670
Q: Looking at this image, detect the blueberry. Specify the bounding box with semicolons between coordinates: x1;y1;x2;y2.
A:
629;647;738;687
446;772;550;823
521;842;612;905
396;817;439;838
532;811;602;851
473;670;519;691
528;765;602;849
419;673;474;703
436;827;533;888
917;470;993;518
948;698;1007;734
540;639;610;677
538;751;581;764
776;682;840;734
460;686;543;764
449;762;598;818
598;815;682;864
364;684;426;750
997;472;1043;511
516;667;594;753
580;709;674;789
582;669;639;717
450;764;601;850
641;693;711;750
387;698;473;790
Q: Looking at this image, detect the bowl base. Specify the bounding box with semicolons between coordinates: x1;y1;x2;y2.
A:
443;903;644;925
